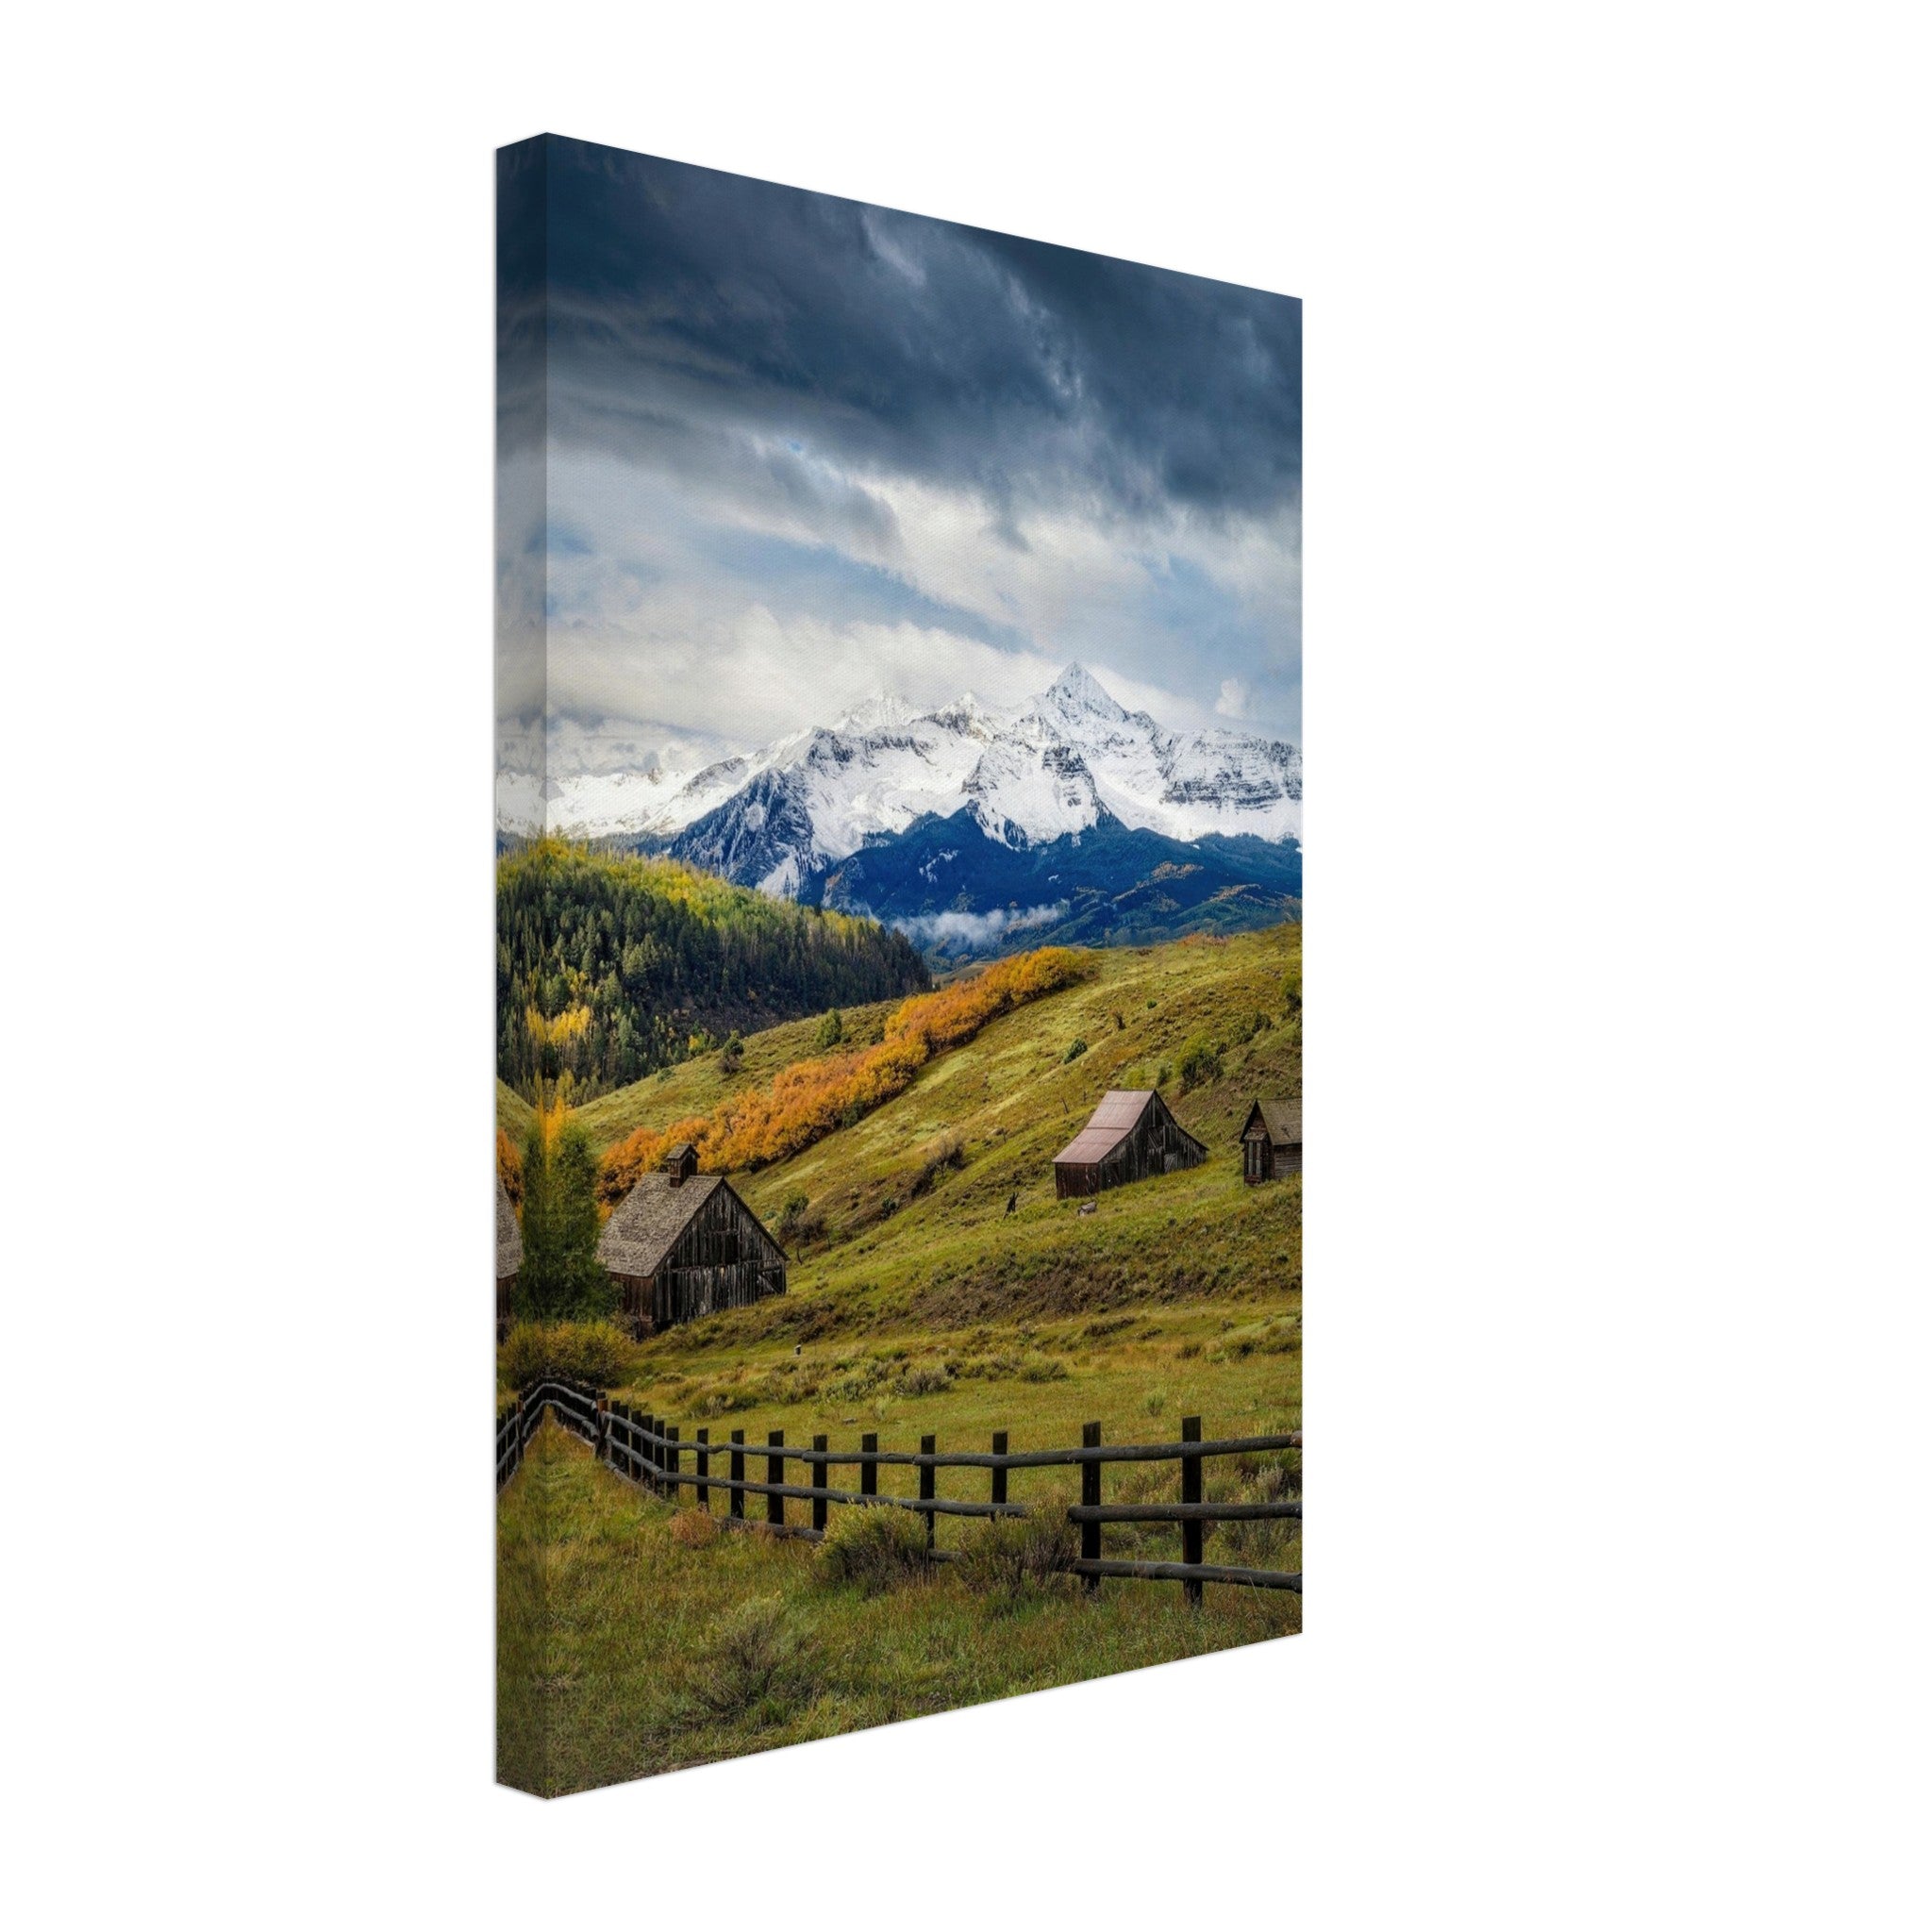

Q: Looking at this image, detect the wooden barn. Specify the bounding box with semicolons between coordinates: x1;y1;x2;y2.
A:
1053;1089;1208;1199
597;1143;787;1338
1241;1098;1303;1181
495;1174;523;1339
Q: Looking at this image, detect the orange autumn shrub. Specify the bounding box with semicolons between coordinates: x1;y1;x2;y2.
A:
596;1108;714;1205
496;1128;524;1209
597;946;1083;1205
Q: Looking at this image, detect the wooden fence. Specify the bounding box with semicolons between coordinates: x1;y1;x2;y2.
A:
506;1379;1300;1602
496;1375;602;1490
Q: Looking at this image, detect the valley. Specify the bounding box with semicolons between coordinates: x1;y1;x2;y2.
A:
502;920;1301;1464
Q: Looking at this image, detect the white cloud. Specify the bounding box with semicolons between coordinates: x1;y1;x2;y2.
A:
551;606;1075;750
528;410;1299;756
890;902;1069;952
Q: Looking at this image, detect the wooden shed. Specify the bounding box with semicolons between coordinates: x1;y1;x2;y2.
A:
1241;1098;1302;1181
1052;1089;1208;1199
597;1143;787;1338
495;1174;524;1339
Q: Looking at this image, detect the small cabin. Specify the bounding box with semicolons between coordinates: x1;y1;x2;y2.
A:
495;1174;524;1340
1241;1098;1302;1182
597;1144;787;1338
1052;1089;1208;1199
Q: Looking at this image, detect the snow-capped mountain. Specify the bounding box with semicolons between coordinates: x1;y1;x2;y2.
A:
543;663;1301;891
496;717;736;842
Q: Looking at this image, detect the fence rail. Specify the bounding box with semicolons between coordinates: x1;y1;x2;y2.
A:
506;1378;1301;1602
497;1376;603;1491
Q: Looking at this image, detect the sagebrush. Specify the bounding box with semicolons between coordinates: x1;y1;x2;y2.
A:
814;1503;933;1595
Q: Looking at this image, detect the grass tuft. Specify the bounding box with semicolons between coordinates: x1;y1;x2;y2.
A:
686;1596;812;1722
957;1511;1078;1606
814;1502;934;1595
670;1509;721;1548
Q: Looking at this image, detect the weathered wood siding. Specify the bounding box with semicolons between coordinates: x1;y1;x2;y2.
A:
616;1184;786;1335
1055;1093;1208;1198
1240;1100;1301;1182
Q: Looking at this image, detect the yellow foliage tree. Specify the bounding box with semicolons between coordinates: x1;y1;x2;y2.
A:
496;1128;524;1209
596;946;1084;1206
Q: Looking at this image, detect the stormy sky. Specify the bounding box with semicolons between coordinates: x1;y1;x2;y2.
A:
497;135;1301;770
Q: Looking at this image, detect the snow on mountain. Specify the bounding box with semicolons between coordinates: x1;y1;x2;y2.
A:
961;728;1102;848
673;716;988;891
832;691;922;733
1014;664;1304;846
538;663;1302;900
494;720;745;841
541;759;740;841
1034;658;1134;731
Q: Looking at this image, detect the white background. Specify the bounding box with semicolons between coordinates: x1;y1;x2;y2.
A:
7;4;1928;1925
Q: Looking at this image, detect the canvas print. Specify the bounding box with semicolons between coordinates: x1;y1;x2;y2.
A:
496;133;1302;1797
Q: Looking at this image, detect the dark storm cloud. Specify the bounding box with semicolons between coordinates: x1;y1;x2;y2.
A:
537;136;1301;527
504;134;1302;750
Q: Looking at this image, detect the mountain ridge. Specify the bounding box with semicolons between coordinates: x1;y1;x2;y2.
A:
509;664;1303;957
541;663;1299;848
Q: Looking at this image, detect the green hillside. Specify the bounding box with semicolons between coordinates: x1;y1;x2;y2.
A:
499;920;1301;1794
576;921;1302;1453
568;993;908;1150
496;1079;535;1145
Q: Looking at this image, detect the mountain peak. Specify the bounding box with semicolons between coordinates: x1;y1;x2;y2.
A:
835;692;919;733
545;659;1302;871
1044;661;1127;721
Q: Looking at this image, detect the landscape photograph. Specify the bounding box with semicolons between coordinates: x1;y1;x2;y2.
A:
496;133;1303;1799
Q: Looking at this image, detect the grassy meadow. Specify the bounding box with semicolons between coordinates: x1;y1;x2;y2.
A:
498;919;1302;1794
500;1418;1298;1797
599;923;1297;1432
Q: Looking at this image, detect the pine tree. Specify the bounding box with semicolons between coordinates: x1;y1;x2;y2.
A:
515;1111;613;1321
552;1119;614;1318
514;1117;562;1320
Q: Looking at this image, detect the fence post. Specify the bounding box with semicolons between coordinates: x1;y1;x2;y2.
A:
729;1429;745;1520
812;1433;829;1534
920;1434;937;1551
695;1427;710;1510
991;1429;1008;1509
596;1396;609;1463
666;1424;681;1500
860;1431;877;1498
1081;1422;1102;1593
767;1431;786;1528
1181;1415;1204;1607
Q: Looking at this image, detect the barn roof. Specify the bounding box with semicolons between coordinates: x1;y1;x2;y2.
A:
598;1173;726;1277
1250;1098;1302;1147
495;1175;524;1278
1054;1090;1160;1168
